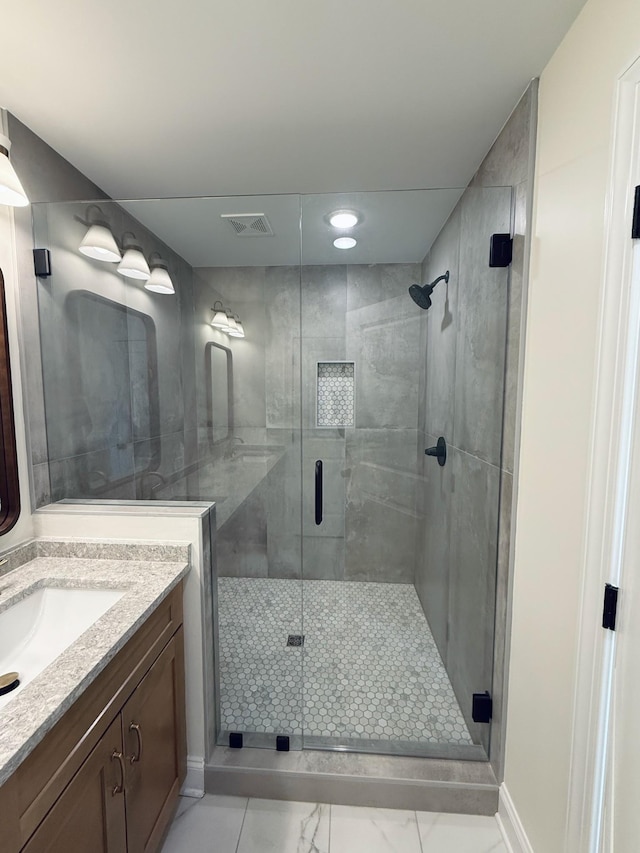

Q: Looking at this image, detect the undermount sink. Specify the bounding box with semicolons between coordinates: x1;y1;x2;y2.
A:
0;586;124;709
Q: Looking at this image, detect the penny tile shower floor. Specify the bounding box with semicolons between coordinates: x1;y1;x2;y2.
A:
217;578;472;745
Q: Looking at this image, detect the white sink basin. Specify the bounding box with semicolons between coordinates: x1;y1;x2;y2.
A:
0;586;124;709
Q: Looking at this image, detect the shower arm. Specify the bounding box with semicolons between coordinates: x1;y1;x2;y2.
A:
428;271;450;292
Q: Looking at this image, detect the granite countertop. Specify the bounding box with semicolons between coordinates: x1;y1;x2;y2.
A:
0;552;189;787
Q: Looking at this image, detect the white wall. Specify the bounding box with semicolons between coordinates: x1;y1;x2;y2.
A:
0;206;34;551
505;1;640;851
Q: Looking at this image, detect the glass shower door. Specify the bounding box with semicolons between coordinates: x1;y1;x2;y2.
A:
299;187;512;760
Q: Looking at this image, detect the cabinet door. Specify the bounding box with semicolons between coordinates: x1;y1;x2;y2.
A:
22;716;127;853
123;629;187;853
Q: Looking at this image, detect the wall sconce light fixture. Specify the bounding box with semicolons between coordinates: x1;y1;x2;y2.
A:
0;132;29;207
78;206;121;262
145;253;175;294
117;232;150;281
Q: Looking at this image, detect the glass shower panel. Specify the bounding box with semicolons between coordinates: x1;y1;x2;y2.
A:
299;187;511;759
120;196;305;749
33;186;511;762
33;195;306;750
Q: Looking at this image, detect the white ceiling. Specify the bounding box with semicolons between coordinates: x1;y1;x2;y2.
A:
120;189;466;266
1;0;586;201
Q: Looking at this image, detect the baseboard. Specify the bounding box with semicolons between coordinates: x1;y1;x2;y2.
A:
497;784;534;853
182;755;205;798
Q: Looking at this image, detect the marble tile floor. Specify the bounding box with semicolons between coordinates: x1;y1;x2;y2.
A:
162;795;509;853
218;578;472;746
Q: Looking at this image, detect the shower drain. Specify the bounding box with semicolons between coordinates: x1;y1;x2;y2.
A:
286;635;304;647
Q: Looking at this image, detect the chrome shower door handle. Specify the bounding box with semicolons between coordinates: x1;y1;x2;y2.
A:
315;460;323;525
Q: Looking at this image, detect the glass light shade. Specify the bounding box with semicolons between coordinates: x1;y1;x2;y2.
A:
79;223;121;262
228;318;245;338
333;236;357;249
211;308;231;330
117;247;150;280
0;134;29;207
225;315;240;335
145;265;175;294
329;210;358;229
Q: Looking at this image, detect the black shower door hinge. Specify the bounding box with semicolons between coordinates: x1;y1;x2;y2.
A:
632;185;640;239
602;583;619;631
472;691;492;723
489;233;512;267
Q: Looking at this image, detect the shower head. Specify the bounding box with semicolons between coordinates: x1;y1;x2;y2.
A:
409;283;433;309
408;270;450;310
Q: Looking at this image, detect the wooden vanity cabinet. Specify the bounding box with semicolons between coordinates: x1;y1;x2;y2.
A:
122;630;186;853
0;582;186;853
21;716;127;853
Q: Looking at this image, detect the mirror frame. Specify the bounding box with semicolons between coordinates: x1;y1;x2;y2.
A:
0;267;20;534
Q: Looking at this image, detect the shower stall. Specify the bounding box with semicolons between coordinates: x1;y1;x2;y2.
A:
31;184;512;762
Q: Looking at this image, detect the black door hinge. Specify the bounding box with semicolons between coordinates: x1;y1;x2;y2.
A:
472;691;493;723
33;248;51;278
602;583;619;631
632;186;640;239
489;233;513;267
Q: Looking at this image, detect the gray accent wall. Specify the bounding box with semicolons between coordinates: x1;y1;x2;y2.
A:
414;83;538;766
31;200;197;505
195;262;422;583
7;114;199;509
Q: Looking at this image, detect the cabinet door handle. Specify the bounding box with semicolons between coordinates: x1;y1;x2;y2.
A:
129;722;143;764
111;750;125;796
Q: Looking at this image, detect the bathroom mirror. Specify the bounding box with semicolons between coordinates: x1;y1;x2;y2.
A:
0;267;20;533
206;341;233;445
64;291;160;495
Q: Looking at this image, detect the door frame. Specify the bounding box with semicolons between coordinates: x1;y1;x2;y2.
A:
564;53;640;853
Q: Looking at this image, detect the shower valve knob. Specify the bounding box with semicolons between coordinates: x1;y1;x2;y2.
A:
425;436;447;466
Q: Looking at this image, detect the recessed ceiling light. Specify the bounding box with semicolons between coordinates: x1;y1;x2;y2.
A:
329;210;359;229
333;237;357;250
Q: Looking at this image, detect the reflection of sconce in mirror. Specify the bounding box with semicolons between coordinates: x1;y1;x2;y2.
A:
0;128;29;207
145;252;175;295
78;205;121;263
117;232;150;281
211;301;231;331
211;303;245;339
227;314;245;338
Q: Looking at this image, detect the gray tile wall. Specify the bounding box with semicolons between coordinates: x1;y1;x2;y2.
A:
196;262;422;583
414;83;537;766
32;200;197;505
7;114;199;509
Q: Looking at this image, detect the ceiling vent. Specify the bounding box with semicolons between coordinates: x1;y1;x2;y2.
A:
221;213;274;237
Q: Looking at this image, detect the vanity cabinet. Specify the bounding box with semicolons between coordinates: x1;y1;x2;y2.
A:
0;583;186;853
122;632;185;853
21;716;127;853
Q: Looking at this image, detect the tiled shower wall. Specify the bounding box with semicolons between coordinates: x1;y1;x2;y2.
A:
32;201;197;505
8;115;199;508
414;84;537;762
194;263;422;582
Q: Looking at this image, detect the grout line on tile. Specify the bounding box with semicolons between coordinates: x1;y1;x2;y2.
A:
414;810;425;853
234;796;251;853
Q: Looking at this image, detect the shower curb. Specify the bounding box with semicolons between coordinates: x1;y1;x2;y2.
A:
205;746;499;815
